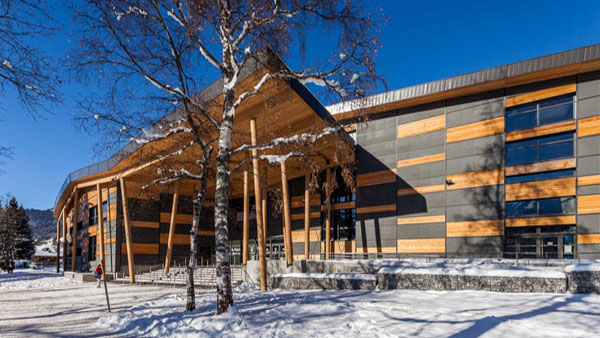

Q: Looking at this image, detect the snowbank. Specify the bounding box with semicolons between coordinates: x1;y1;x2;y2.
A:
272;272;377;280
0;270;75;290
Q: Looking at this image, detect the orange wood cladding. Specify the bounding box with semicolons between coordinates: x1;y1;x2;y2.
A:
159;212;193;224
397;238;445;253
578;175;600;186
396;114;445;139
446;168;504;190
578;195;600;214
506;216;575;227
397;153;445;168
505;177;575;201
291;211;321;220
446;220;504;237
397;184;445;196
88;225;97;236
291;194;320;208
356;169;396;187
505;120;576;142
120;243;159;255
505;158;575;176
131;220;159;229
356;204;396;214
397;215;445;225
321;240;355;253
159;231;215;245
357;246;397;254
292;229;321;242
446;117;504;144
321;201;356;211
505;83;576;108
578;234;600;244
578;116;600;138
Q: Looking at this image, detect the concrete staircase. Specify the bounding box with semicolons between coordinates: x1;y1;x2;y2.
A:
115;266;244;287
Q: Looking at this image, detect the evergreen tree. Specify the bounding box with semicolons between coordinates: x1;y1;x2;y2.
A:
14;201;35;260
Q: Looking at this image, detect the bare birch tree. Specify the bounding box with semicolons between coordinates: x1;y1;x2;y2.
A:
70;0;382;314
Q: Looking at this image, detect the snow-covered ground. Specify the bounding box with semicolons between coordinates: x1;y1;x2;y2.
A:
0;269;76;290
3;269;600;337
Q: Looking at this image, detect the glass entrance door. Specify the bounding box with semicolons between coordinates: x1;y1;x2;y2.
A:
505;225;575;259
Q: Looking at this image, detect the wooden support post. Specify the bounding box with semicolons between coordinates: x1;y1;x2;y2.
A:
119;177;135;283
304;170;310;260
56;213;61;273
250;118;267;291
62;208;67;272
325;168;332;260
164;185;179;274
242;171;249;265
71;189;79;272
280;161;293;265
96;184;106;274
262;171;268;247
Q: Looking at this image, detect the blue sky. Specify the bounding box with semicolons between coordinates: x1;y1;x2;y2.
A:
2;1;600;210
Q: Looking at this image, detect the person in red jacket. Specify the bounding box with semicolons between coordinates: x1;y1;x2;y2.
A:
94;264;103;288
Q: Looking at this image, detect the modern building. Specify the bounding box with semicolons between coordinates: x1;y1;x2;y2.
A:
54;44;600;275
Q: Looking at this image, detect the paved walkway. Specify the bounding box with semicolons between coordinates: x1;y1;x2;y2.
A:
0;274;181;337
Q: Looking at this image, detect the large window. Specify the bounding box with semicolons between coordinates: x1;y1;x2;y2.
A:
505;132;574;166
505;169;574;184
505;95;573;132
89;206;98;226
506;196;575;218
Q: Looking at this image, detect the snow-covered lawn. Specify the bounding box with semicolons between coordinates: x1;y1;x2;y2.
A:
97;283;600;338
2;269;600;337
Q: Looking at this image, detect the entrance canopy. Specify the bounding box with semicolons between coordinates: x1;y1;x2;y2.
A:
54;52;355;216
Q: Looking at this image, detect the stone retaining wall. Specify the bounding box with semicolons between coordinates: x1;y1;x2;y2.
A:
568;271;600;293
271;274;376;290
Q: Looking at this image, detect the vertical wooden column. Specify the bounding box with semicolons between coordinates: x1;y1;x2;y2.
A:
250;118;267;291
164;185;179;274
242;171;249;265
262;171;268;247
96;184;106;276
56;212;61;273
325;168;332;260
280;161;293;265
119;177;135;283
304;170;310;259
62;207;67;272
71;189;79;272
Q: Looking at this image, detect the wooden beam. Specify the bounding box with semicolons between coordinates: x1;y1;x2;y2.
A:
119;177;135;283
71;189;78;272
164;185;179;274
250;118;267;291
325;168;331;260
262;171;268;247
96;183;106;277
56;210;61;274
242;171;249;265
280;161;293;266
304;170;310;259
62;207;67;272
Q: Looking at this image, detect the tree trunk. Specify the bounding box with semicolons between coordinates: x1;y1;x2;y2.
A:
214;86;235;315
187;153;209;312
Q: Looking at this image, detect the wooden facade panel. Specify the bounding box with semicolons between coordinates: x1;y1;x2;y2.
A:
446;117;504;144
578;195;600;214
357;246;397;254
159;212;193;224
291;211;321;220
159;231;215;245
397;153;445;168
356;169;396;187
320;201;356;211
505;177;575;201
505;120;576;142
505;158;575;176
397;184;445;196
446;168;504;190
356;204;396;214
578;175;600;187
291;194;320;208
88;225;97;236
578;234;600;244
578;116;600;138
397;215;445;225
505;83;576;108
506;215;576;227
397;238;445;253
321;240;354;253
121;243;159;255
396;114;445;139
446;220;504;237
291;229;321;242
131;220;159;229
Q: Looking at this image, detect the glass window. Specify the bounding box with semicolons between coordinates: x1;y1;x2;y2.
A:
505;95;573;132
505;169;575;184
506;197;575;218
506;132;574;166
102;201;108;221
89;206;98;226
